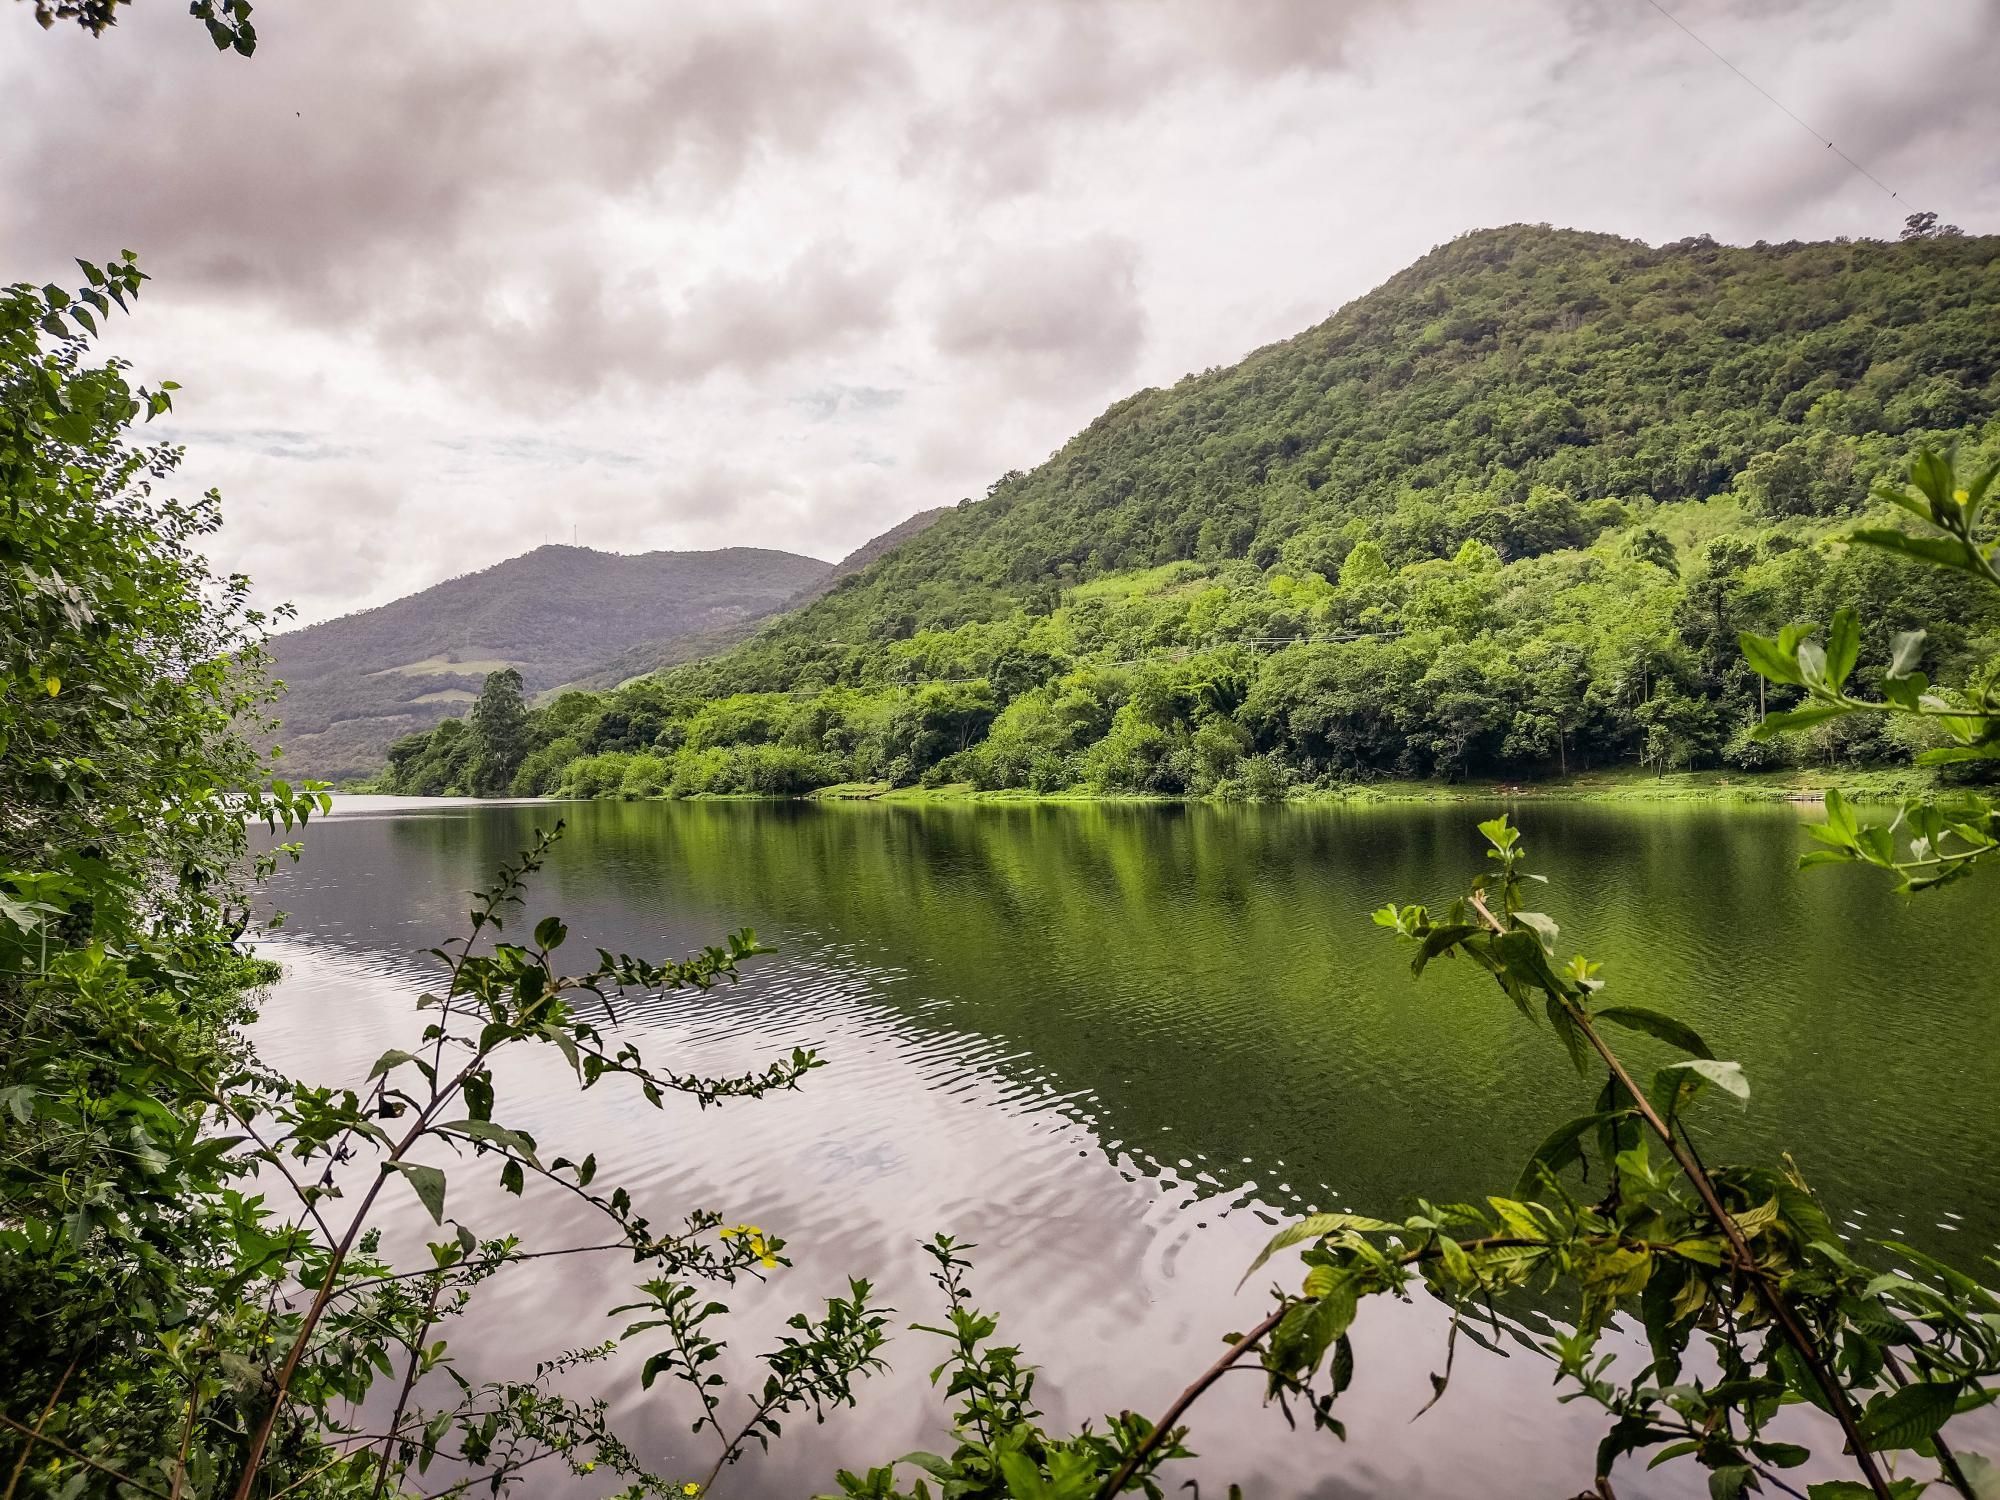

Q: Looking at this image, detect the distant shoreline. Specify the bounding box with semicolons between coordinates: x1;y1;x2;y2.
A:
341;767;1958;809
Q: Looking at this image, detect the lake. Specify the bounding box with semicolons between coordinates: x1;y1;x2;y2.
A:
251;796;2000;1498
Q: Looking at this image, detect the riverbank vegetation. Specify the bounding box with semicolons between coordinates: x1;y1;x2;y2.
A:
377;227;2000;802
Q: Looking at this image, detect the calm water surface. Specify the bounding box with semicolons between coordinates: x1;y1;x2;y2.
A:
252;797;2000;1499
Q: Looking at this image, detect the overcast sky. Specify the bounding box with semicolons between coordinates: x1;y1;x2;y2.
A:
5;0;1997;627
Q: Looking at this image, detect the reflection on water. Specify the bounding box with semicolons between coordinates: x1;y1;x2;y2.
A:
252;797;2000;1498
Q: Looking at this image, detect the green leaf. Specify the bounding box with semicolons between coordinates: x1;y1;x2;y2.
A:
1824;608;1860;690
1752;703;1854;740
1887;629;1927;680
1857;1379;1960;1451
1513;909;1559;953
1917;743;2000;766
1847;527;1981;574
394;1161;447;1223
368;1048;418;1080
1739;630;1802;686
441;1118;541;1166
898;1453;956;1481
1593;1005;1712;1059
1240;1212;1397;1287
1663;1058;1749;1102
1515;1110;1624;1195
1410;923;1481;976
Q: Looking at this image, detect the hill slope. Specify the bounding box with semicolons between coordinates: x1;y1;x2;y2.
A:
267;545;830;779
382;225;2000;799
555;508;951;694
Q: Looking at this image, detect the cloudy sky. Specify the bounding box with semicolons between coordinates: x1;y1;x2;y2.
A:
5;0;1997;627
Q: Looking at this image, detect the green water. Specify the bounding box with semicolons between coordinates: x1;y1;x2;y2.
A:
256;797;2000;1498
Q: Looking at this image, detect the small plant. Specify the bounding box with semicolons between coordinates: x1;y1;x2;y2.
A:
821;1237;1191;1500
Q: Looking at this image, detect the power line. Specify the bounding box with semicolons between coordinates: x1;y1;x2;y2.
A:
1639;0;1905;211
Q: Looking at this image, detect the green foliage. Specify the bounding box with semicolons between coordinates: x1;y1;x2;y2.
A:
1;264;884;1500
387;230;2000;800
1740;448;2000;888
819;1238;1190;1500
17;0;253;51
3;815;890;1499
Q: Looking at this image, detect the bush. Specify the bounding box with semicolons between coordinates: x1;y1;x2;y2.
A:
618;751;670;798
1236;751;1293;802
735;744;836;796
668;746;733;795
559;750;635;798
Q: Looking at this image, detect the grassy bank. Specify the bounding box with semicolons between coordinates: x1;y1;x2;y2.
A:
806;766;1950;807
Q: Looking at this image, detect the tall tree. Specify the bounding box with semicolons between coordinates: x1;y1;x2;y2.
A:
468;666;530;794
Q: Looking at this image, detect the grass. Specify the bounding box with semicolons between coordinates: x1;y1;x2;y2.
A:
1291;766;1944;804
799;766;1948;807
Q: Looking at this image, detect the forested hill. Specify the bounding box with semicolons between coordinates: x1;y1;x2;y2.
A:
268;545;829;780
382;224;2000;799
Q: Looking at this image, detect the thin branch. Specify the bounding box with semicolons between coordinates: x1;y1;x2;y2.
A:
1882;1348;1976;1500
371;1281;441;1500
2;1358;75;1500
333;1241;641;1296
1466;891;1896;1500
1091;1307;1287;1500
0;1412;170;1500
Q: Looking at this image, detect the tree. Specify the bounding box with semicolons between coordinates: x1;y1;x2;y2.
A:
468;666;530;795
1901;210;1964;240
1625;525;1679;575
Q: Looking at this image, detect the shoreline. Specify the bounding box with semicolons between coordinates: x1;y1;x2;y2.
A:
804;766;1942;807
337;766;1963;808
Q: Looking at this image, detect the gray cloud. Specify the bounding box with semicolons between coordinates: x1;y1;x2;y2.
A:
5;5;908;281
904;0;1396;197
933;236;1146;392
3;2;910;390
381;246;900;401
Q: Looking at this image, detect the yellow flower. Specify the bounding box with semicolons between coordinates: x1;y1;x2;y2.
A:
1955;488;1971;504
44;675;60;697
682;1484;702;1497
580;1461;596;1473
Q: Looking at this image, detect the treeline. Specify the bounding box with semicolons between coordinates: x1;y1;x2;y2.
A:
379;226;2000;798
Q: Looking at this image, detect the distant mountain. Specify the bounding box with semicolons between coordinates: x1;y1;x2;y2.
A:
557;508;952;692
265;545;831;780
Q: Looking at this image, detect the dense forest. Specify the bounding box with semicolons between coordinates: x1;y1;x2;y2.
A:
380;225;2000;800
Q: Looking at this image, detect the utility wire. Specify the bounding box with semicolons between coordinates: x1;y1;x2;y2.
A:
1639;0;1905;210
